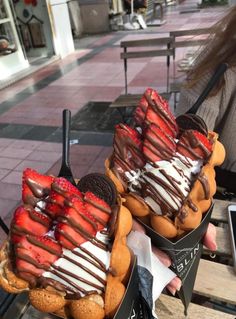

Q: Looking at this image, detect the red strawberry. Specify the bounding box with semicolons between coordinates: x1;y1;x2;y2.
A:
46;178;82;218
143;124;176;163
45;191;65;218
15;235;62;275
134;88;163;126
84;192;111;230
16;259;43;283
55;222;92;250
177;130;213;161
22;168;54;206
55;197;97;250
61;197;97;233
11;206;51;243
145;102;178;138
52;177;82;199
113;123;145;170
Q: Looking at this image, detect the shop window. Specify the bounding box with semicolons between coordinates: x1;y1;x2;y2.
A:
0;0;17;55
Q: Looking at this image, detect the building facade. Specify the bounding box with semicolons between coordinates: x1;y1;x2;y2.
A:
0;0;75;83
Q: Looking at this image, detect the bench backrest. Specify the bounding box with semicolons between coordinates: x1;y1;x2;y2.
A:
120;36;174;94
170;28;211;77
169;28;212;110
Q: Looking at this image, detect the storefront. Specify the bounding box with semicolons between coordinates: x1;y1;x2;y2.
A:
0;0;28;80
0;0;75;84
13;0;55;61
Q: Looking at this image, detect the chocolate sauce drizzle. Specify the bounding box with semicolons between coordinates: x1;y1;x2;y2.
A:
144;91;177;137
11;175;113;297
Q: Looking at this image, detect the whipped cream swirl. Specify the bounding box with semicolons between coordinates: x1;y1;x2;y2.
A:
126;154;202;217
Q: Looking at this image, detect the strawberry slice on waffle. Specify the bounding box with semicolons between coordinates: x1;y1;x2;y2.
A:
134;88;178;138
45;177;82;218
84;192;112;231
143;123;176;163
22;168;54;206
145;102;178;138
134;88;157;126
54;196;98;250
15;235;62;282
177;130;213;161
113;123;145;171
11;206;51;243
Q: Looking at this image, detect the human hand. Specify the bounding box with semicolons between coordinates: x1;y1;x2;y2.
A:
132;219;217;295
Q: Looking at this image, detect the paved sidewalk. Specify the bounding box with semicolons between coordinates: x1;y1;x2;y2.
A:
0;1;228;241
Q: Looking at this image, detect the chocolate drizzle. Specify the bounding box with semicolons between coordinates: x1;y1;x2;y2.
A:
11;174;113;298
178;130;212;161
139;158;194;217
144;91;177;137
24;178;50;206
198;172;210;200
51;264;105;292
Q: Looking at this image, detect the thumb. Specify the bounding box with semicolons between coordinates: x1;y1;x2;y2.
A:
203;223;217;251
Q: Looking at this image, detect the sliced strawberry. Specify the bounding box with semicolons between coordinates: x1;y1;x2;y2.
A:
135;88;178;138
52;177;82;199
143;124;176;163
61;197;97;233
177;130;213;161
10;206;51;243
15;235;62;275
55;222;90;250
46;178;82;218
84;192;111;230
45;191;65;218
145;101;178;138
16;258;44;282
113;123;145;170
134;88;161;126
65;195;85;213
22;168;54;205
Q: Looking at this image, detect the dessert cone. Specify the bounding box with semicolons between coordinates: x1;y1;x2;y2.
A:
138;204;213;314
106;101;225;313
0;170;138;319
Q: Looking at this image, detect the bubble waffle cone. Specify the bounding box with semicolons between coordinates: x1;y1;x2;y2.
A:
106;88;226;240
106;132;225;239
105;87;227;314
174;132;225;235
105;158;126;194
0;170;133;319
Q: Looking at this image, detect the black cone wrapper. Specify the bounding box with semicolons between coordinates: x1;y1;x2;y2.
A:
114;256;153;319
137;204;213;314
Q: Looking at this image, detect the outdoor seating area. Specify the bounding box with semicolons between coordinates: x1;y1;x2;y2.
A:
110;27;211;114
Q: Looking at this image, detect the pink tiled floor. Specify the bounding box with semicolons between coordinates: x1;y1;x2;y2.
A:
0;1;229;241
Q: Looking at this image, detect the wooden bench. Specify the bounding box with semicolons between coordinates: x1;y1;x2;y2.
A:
156;199;236;318
156;294;235;318
110;92;171;122
109;36;174;119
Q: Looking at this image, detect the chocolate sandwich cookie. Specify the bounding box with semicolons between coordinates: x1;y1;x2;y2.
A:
176;114;208;136
77;173;117;206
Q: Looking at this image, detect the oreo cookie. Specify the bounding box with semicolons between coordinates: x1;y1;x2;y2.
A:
77;173;117;206
176;114;208;136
